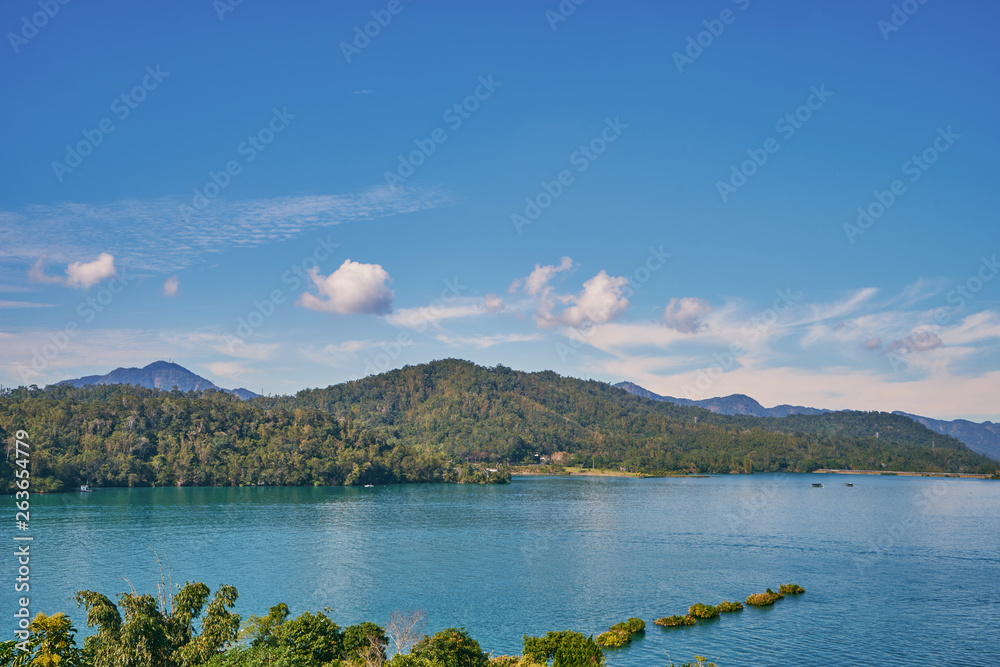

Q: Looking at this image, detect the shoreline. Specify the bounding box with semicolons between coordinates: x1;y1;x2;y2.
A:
813;469;995;479
511;466;707;479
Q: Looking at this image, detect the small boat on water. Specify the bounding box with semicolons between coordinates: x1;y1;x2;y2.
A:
363;484;374;488
811;483;823;487
844;483;854;487
79;484;92;492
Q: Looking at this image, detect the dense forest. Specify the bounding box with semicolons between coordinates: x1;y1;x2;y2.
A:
0;383;508;493
253;359;998;475
1;359;996;492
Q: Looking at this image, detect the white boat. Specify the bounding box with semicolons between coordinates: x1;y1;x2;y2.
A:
80;484;92;492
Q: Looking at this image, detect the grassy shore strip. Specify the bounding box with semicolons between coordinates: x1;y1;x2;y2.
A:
814;469;995;479
511;465;708;478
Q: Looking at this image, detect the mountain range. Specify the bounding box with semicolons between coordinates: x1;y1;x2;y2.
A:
10;359;993;487
613;381;1000;461
55;361;259;400
48;359;999;464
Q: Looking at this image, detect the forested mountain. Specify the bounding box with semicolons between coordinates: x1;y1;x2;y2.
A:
254;359;997;475
893;411;1000;461
3;359;996;493
0;383;506;493
56;361;259;399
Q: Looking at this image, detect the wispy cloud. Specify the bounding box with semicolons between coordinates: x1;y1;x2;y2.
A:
0;300;56;309
385;301;486;329
0;186;452;272
435;333;543;349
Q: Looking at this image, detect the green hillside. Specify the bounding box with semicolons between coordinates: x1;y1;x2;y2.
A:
2;359;996;492
0;383;506;493
254;359;997;475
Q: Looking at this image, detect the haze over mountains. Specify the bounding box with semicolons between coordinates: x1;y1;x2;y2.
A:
613;381;1000;461
55;361;259;400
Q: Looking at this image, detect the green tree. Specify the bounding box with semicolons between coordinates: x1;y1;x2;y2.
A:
523;631;604;667
411;628;488;667
73;582;239;667
0;612;84;667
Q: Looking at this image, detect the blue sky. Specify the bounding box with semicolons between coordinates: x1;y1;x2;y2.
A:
1;0;998;420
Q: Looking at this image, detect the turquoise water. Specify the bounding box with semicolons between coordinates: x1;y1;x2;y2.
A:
5;474;998;665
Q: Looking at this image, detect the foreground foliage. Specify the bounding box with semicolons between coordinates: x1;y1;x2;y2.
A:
1;583;615;667
522;631;605;666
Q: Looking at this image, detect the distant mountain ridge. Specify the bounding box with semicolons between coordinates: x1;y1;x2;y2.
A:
55;361;259;399
614;381;1000;461
613;382;830;418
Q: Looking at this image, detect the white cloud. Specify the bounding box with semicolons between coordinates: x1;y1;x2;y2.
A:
554;271;630;328
511;258;630;329
886;330;943;355
65;253;116;288
299;259;394;315
163;276;180;297
510;256;574;296
663;297;713;334
484;294;504;312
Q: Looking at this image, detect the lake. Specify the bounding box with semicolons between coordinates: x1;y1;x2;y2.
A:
6;474;998;666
